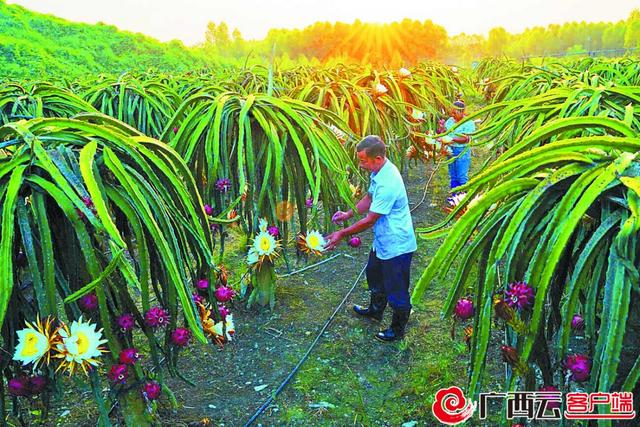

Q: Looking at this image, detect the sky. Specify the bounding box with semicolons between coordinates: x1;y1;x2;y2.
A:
7;0;639;45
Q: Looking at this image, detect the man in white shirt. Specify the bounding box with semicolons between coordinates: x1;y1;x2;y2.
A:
326;135;417;342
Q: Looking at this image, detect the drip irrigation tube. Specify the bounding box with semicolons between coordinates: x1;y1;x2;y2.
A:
277;253;343;278
410;161;441;213
243;261;368;426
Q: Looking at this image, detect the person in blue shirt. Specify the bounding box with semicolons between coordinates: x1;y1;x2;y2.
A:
439;100;476;204
326;135;417;342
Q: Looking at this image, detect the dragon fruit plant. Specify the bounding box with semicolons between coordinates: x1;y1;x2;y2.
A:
412;82;640;400
161;89;357;262
246;219;282;309
0;115;219;425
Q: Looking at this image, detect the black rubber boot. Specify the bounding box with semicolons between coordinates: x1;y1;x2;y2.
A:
375;309;411;342
353;292;387;322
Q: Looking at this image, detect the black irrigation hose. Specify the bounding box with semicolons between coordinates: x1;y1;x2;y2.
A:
277;253;343;278
410;161;441;213
243;261;368;426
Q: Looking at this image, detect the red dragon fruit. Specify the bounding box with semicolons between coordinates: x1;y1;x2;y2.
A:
78;293;98;312
454;298;474;320
171;328;191;347
571;314;585;331
505;281;534;310
144;306;169;328
119;348;141;365
565;354;590;382
348;236;362;248
116;313;136;331
143;381;161;400
108;364;129;384
214;286;236;303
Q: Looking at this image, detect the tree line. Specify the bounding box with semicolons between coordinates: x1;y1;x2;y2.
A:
0;0;638;81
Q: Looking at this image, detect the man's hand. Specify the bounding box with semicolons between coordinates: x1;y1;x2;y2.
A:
325;230;344;250
331;210;351;224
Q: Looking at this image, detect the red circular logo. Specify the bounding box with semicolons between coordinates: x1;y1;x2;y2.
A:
432;386;476;425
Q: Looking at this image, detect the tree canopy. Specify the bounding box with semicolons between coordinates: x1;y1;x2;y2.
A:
0;0;637;80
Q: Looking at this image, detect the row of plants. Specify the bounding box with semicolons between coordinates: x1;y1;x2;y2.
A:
0;114;238;424
413;57;640;425
4;56;637;424
0;62;465;424
0;63;465;305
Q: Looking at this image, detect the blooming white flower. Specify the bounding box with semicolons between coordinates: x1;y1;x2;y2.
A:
329;124;347;142
450;192;466;207
305;230;326;253
212;314;235;341
399;67;411;77
14;327;49;367
55;317;107;375
252;231;277;256
411;108;425;121
468;193;483;210
374;83;388;95
247;247;259;265
258;218;268;233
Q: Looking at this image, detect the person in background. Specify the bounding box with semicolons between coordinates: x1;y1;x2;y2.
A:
439;100;475;205
325;135;416;342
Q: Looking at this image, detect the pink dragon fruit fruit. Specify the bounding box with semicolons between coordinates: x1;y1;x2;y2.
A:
565;354;591;382
215;178;231;193
116;313;136;331
218;305;230;320
214;286;236;303
348;236;362;248
192;292;205;305
196;278;209;290
171;328;191;347
267;226;280;238
538;385;561;409
454;298;474;320
505;281;534;310
78;293;98;312
119;348;141;365
108;364;129;384
143;381;162;400
7;377;29;396
571;314;585;331
144;306;169;328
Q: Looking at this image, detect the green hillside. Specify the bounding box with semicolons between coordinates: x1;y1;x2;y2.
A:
0;0;211;80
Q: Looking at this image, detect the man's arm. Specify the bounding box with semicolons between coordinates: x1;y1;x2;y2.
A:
439;118;474;144
449;121;475;144
331;193;372;223
352;193;372;216
450;135;470;143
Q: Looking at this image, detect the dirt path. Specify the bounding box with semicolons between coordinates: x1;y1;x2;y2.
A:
160;156;500;426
